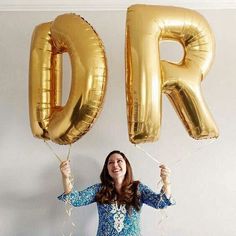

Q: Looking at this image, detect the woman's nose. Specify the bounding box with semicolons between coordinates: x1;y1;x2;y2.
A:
113;162;118;167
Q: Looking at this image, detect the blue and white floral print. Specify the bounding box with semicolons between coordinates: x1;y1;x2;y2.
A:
58;183;175;236
111;202;126;232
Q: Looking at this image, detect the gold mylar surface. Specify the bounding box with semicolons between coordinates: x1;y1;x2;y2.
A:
126;4;219;144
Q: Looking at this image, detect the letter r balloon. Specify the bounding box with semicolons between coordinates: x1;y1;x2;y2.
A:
29;14;107;145
126;5;219;144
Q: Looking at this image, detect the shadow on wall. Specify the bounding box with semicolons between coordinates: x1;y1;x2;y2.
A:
0;153;100;236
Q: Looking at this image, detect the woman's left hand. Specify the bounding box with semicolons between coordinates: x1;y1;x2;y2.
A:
159;164;171;185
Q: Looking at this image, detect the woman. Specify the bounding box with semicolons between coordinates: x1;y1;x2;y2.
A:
58;150;175;236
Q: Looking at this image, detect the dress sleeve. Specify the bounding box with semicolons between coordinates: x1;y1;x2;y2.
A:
57;183;101;207
139;183;176;209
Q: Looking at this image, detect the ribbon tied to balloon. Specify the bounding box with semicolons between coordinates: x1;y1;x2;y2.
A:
29;14;107;145
126;4;219;144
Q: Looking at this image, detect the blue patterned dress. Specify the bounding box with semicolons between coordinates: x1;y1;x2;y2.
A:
58;183;175;236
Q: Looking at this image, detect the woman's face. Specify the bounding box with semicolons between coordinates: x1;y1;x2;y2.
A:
107;153;127;181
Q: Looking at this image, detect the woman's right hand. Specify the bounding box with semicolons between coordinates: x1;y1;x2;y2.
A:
60;160;71;179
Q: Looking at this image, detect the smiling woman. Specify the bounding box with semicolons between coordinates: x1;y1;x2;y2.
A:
58;150;175;236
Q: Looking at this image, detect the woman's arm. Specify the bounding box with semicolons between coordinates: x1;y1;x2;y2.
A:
58;184;101;207
140;165;175;209
139;183;175;209
59;160;101;207
159;164;171;198
60;160;73;194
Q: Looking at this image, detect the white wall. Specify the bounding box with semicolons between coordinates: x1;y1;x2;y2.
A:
0;9;236;236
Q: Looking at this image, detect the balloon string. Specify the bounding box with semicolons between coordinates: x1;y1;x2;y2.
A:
43;140;72;163
135;145;165;191
136;138;217;168
135;144;162;165
66;144;72;161
60;174;76;236
135;139;217;236
43;140;75;235
62;170;77;236
170;138;217;167
135;144;168;235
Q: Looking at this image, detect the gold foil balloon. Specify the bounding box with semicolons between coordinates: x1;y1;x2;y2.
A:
29;14;107;145
126;4;219;144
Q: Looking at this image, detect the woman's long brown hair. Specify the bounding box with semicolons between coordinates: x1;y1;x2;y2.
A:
96;150;141;213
